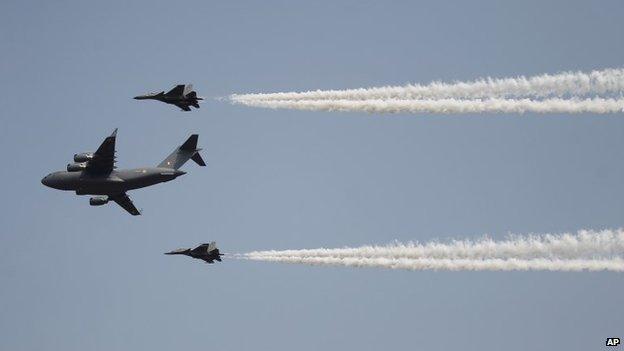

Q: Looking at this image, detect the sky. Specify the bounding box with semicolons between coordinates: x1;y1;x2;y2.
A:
1;0;623;350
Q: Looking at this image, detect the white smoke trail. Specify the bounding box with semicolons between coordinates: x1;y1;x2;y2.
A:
248;229;624;260
231;68;624;102
231;97;624;114
243;256;624;272
237;229;624;272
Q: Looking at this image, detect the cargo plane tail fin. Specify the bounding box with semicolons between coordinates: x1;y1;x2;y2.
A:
158;134;206;169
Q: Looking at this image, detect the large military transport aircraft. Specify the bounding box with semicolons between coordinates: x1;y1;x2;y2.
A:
134;84;203;111
41;129;206;215
165;242;223;264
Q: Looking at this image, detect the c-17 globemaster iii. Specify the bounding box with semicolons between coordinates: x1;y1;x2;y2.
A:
165;242;223;264
134;84;203;111
41;129;205;215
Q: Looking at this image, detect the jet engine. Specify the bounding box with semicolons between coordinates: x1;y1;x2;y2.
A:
73;152;94;162
89;196;109;206
67;162;87;172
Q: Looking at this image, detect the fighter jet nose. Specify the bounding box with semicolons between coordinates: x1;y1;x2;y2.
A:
133;96;141;99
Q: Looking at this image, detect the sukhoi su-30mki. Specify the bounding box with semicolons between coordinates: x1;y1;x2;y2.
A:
134;84;203;111
165;242;223;264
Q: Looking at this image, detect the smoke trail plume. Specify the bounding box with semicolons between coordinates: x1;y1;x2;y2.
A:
231;97;624;114
242;256;624;272
230;68;624;114
232;68;624;102
237;229;624;272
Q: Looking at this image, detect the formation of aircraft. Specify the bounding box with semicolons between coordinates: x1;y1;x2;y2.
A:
165;242;223;264
42;84;223;264
134;84;203;111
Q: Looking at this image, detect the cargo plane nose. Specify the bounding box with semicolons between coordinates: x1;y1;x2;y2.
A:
41;172;67;190
41;173;52;187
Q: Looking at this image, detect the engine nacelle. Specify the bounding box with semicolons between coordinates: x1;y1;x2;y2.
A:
74;152;94;162
89;196;109;206
67;162;87;172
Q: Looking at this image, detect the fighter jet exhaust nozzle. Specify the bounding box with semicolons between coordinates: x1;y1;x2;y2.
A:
67;162;87;172
73;153;93;162
89;196;109;206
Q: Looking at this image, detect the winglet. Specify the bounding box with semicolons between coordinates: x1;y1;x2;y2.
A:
111;128;118;137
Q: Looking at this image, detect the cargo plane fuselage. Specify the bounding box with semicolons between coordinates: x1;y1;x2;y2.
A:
42;167;186;195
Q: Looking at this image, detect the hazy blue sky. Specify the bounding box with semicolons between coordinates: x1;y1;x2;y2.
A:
1;1;623;350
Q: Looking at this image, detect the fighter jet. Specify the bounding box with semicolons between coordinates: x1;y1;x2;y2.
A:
134;84;203;111
41;129;206;216
165;242;223;264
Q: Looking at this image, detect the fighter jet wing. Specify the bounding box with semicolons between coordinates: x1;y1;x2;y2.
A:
165;84;185;97
191;243;210;254
110;193;141;216
86;128;117;174
174;103;192;111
